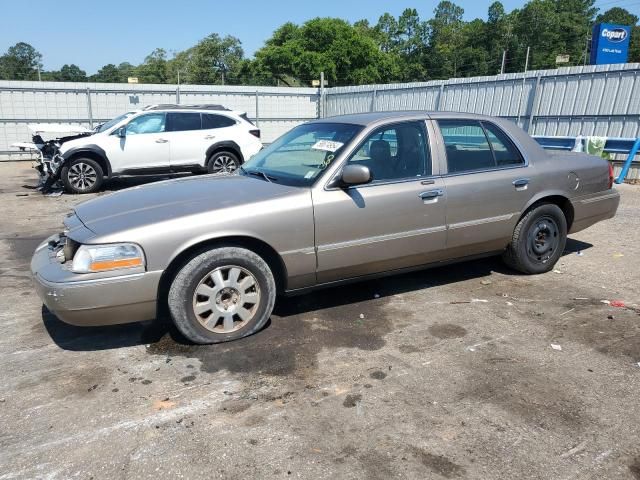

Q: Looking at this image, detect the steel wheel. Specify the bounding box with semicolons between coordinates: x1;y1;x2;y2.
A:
210;155;238;175
67;162;98;191
526;215;559;264
192;265;261;333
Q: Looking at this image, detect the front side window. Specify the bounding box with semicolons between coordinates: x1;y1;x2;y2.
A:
347;121;430;182
241;122;362;187
202;114;236;129
125;113;166;135
166;112;202;132
439;120;523;173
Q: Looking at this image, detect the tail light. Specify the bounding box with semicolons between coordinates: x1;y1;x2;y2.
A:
249;129;261;139
608;162;614;189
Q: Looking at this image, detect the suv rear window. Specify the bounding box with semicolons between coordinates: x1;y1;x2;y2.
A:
167;112;201;132
202;114;236;129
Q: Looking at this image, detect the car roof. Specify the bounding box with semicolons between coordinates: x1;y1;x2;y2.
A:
312;111;503;127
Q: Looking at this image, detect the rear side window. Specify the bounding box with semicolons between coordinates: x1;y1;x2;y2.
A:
438;120;523;173
482;122;524;166
202;114;236;129
166;112;201;132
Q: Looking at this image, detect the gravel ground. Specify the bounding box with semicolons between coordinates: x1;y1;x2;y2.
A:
0;161;639;480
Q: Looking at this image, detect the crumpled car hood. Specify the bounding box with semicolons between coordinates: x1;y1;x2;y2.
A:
73;174;300;237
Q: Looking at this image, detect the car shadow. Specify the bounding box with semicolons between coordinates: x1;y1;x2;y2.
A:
42;238;593;352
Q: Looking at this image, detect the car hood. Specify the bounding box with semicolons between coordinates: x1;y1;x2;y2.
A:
73;174;301;237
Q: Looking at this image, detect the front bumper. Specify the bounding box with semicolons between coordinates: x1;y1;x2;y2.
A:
31;234;162;326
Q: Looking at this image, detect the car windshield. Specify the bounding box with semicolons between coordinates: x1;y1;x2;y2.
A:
96;112;136;133
241;122;362;187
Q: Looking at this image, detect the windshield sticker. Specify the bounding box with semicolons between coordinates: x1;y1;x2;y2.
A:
311;139;344;152
304;171;315;179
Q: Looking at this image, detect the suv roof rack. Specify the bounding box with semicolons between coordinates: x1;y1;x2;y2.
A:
143;104;231;111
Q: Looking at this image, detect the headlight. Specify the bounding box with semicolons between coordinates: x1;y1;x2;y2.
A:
71;243;145;273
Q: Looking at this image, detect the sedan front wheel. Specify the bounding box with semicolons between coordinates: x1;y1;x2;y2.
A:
168;247;276;344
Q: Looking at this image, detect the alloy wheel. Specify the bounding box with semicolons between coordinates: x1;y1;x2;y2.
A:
211;155;238;175
192;265;261;333
68;162;98;191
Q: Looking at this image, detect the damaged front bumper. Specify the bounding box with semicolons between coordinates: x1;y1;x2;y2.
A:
31;233;163;326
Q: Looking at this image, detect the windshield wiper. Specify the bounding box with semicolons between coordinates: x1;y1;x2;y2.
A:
241;167;276;183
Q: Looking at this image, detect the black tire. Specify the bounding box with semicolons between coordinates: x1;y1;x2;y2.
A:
207;150;240;175
168;247;276;344
502;203;567;274
61;157;104;194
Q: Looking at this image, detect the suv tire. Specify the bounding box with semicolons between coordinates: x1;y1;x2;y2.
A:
61;157;104;194
207;151;240;175
168;246;276;344
502;203;567;274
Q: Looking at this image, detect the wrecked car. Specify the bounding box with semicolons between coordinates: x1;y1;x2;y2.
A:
12;123;96;193
15;105;262;194
32;112;620;344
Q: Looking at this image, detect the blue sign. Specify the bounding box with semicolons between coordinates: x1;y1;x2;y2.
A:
590;23;631;65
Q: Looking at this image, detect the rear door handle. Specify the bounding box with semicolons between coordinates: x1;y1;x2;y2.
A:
204;135;216;140
156;138;168;144
513;178;529;189
420;189;444;200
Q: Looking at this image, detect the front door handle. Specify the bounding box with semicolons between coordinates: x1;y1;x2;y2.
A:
156;138;168;144
513;178;529;189
419;189;444;200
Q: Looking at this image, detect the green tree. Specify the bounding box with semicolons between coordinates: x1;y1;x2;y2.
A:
428;1;466;78
90;63;121;83
512;0;596;70
135;48;169;83
0;42;42;80
255;17;400;86
53;64;87;82
166;34;244;85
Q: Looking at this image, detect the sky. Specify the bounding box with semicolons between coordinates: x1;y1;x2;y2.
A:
1;0;639;74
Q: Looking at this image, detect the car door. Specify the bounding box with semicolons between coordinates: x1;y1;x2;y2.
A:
436;119;533;255
106;112;170;171
165;112;206;168
313;120;448;283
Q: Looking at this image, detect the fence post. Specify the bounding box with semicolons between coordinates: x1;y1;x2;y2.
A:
527;75;542;134
370;88;377;112
436;83;445;110
255;90;260;127
85;87;94;128
176;86;180;105
319;71;325;118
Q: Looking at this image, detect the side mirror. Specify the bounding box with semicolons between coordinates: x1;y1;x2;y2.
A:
341;164;372;186
115;126;126;138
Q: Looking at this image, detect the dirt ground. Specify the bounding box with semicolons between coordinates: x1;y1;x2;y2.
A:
0;161;639;479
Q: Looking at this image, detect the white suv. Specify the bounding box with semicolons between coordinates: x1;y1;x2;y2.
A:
54;105;263;193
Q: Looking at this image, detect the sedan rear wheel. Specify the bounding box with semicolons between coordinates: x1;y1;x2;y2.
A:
502;203;567;274
168;247;276;344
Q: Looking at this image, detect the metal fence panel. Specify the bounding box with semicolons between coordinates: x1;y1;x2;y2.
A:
3;64;640;163
0;81;319;160
325;64;640;140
